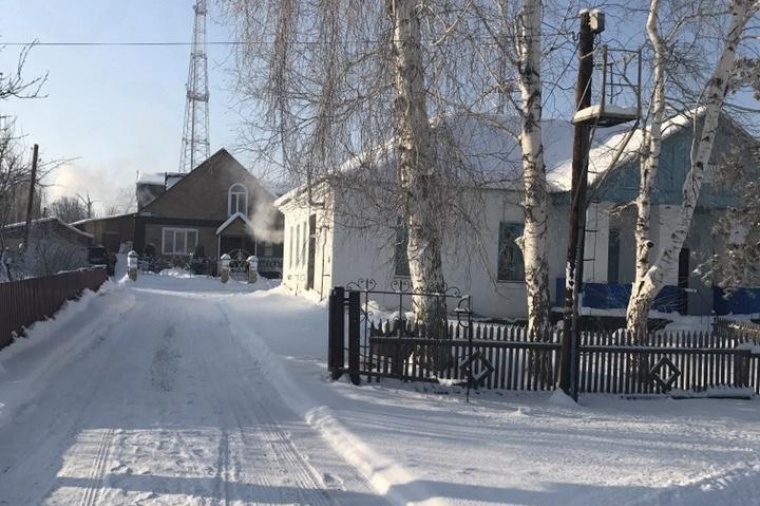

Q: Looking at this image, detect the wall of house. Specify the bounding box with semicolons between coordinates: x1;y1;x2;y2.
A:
282;202;311;292
597;117;757;208
134;150;284;264
142;156;266;221
314;187;537;320
141;224;217;258
279;185;617;320
279;186;334;295
77;214;135;252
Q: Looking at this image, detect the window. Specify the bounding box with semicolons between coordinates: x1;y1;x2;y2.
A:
289;226;294;268
228;184;248;216
300;220;308;266
497;222;524;282
394;217;410;277
607;228;621;284
162;227;198;256
296;223;301;266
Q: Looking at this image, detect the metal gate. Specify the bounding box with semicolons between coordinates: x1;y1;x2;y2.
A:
326;280;493;394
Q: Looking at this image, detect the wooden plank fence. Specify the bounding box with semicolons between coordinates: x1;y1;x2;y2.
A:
364;320;760;395
0;267;109;350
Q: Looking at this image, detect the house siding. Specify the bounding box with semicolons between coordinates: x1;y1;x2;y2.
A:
133;149;284;265
276;114;760;318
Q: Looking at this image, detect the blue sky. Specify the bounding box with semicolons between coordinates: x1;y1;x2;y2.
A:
0;0;243;213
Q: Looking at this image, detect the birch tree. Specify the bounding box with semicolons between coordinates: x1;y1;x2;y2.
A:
513;0;551;346
472;0;554;374
385;0;448;354
225;1;465;367
626;0;760;338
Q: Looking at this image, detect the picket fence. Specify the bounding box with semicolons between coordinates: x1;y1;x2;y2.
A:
364;320;759;395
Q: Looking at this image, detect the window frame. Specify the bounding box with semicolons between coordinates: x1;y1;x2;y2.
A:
228;183;248;217
607;228;621;285
161;227;199;256
394;217;410;278
497;222;525;282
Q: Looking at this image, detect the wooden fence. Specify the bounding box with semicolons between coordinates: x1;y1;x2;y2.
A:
0;267;109;350
364;320;760;396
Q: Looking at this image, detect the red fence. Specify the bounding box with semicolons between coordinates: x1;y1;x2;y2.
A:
0;267;109;350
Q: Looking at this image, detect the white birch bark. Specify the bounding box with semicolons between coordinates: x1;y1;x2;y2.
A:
626;0;760;338
385;0;449;363
515;0;553;384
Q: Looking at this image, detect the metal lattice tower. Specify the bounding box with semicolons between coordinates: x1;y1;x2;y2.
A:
179;0;210;173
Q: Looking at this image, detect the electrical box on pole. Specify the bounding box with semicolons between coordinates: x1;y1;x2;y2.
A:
559;10;641;401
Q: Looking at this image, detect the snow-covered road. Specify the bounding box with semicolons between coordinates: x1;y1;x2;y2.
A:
2;271;760;506
0;277;386;506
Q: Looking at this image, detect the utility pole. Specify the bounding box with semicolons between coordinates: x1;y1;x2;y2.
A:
559;10;602;400
23;144;39;249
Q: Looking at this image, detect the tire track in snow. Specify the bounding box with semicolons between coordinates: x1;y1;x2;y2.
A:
215;305;339;506
186;307;338;506
0;295;136;506
188;315;278;506
77;428;116;506
216;429;231;506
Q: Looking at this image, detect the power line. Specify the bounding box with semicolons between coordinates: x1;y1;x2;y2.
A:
1;41;243;47
1;32;577;48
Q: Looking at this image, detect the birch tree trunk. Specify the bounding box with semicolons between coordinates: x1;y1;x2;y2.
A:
386;0;450;370
626;0;667;341
626;0;760;339
515;0;552;381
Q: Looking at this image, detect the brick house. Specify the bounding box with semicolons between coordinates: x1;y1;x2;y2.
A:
133;148;284;276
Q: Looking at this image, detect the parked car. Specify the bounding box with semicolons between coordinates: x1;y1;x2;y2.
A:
87;245;116;275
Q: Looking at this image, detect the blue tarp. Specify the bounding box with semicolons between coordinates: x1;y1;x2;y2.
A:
713;287;760;316
555;279;683;313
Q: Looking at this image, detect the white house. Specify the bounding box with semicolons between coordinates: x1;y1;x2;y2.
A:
275;112;760;319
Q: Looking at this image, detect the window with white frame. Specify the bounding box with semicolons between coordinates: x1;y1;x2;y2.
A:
162;227;198;256
228;183;248;216
296;223;301;266
497;222;525;282
289;226;294;268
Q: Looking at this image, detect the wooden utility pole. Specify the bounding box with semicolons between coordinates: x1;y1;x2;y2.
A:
22;144;39;249
559;11;598;399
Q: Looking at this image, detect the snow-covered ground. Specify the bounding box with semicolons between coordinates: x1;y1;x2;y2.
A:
1;267;759;506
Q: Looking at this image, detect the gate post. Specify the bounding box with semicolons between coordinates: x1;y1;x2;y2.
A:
347;290;361;385
735;349;751;388
328;286;345;380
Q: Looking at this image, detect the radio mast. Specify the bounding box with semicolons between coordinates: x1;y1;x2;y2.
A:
178;0;210;172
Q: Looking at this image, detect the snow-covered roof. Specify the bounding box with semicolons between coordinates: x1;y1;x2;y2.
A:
136;171;166;186
71;213;135;226
275;110;710;206
1;216;94;239
216;212;254;236
547;109;698;191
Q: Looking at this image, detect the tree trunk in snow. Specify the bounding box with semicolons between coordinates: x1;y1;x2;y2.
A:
515;0;552;382
626;0;760;339
386;0;450;371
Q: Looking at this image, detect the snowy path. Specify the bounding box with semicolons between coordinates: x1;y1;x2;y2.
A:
2;272;760;506
0;279;386;506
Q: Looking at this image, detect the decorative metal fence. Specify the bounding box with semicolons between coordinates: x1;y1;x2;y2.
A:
328;283;760;397
0;267;109;350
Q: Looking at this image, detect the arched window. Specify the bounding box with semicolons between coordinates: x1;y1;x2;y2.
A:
228;184;248;216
